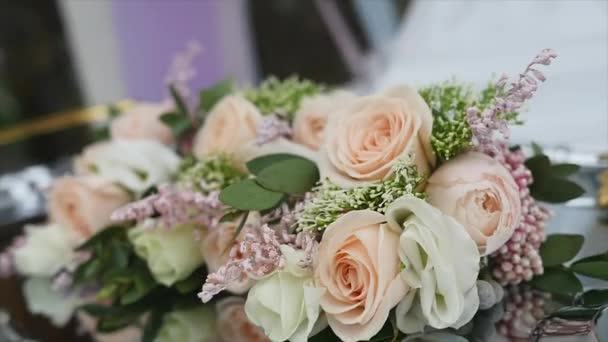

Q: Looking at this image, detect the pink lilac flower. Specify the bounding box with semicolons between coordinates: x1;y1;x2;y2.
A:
165;40;202;99
467;49;557;155
198;220;319;303
255;115;293;145
111;184;224;230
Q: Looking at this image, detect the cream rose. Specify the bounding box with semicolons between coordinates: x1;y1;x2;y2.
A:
23;277;83;326
155;306;218;342
216;297;271;342
314;210;408;342
293;91;356;150
73;140;180;194
200;214;259;294
245;245;325;342
49;176;130;240
192;95;262;163
385;196;480;334
13;223;78;277
128;222;204;286
319;86;434;188
426;152;521;255
110;101;174;145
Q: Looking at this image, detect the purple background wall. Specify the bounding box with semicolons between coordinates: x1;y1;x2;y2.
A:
111;1;225;101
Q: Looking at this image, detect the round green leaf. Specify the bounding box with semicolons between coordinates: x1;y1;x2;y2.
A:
540;234;584;267
246;153;302;175
531;178;585;203
571;261;608;281
219;179;284;211
582;289;608;306
531;268;582;295
255;157;320;194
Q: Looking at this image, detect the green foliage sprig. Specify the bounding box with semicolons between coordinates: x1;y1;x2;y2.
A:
176;154;245;194
297;159;425;232
532;234;608;308
524;152;584;203
245;76;324;121
419;81;521;163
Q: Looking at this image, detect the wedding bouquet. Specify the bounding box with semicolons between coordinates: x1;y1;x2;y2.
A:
2;48;598;342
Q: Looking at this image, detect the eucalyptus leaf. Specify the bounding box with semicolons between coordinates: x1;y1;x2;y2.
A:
199;78;233;113
531;267;582;295
78;304;113;317
142;309;166;342
525;154;551;179
540;234;584;267
551;163;581;177
255;157;320;194
219;210;244;223
531;177;585;203
219;179;284;211
573;251;608;266
246;153;301;175
582;289;608;306
548;306;602;320
77;226;126;251
169;84;189;116
160;112;191;138
571;261;608;280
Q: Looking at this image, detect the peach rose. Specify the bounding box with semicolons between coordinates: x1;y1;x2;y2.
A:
314;210;408;342
293;91;356;150
200;214;259;294
426;152;522;256
110;101;174;145
49;176;130;240
192;95;262;163
216;297;271;342
319;86;434;188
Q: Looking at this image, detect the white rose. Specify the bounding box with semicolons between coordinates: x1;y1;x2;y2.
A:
13;223;78;277
155;306;218;342
385;196;480;334
128;222;204;286
245;245;325;342
74;139;180;194
23;277;83;326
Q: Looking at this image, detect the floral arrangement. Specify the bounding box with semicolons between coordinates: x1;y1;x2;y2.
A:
3;47;603;342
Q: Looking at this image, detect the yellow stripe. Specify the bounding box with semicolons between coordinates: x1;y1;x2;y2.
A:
0;100;133;145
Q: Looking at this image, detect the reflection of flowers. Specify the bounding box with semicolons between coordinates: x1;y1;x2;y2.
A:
216;297;270;342
495;286;550;341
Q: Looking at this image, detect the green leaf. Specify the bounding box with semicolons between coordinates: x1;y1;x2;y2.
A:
174;270;203;294
219;179;284;211
255;157;320;194
160;112;192;138
582;289;608;306
169;84;189;116
77;226;126;251
525;154;551;179
531;177;585;203
540;234;584;267
548;305;602;320
78;304;113;317
246;153;301;175
571;261;608;280
531;267;582;295
199;79;233;113
219;210;244;223
142;309;166;342
573;251;608;265
531;142;544;156
551;164;581;178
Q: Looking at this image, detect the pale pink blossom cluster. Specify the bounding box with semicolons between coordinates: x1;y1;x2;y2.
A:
468;49;557;155
0;236;26;278
111;184;224;230
491;148;551;285
165;40;202;99
198;220;318;303
255;115;293;145
495;285;550;340
260;196;310;231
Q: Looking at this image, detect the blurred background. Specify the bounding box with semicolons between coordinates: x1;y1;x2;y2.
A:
0;0;606;340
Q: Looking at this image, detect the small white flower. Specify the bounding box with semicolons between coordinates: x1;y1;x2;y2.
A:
385;196;480;334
